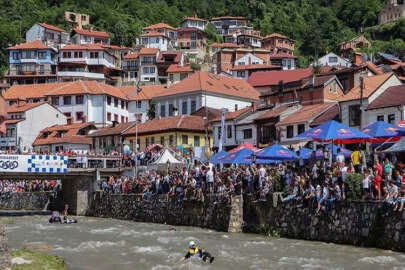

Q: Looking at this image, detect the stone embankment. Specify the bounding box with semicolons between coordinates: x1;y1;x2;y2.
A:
244;196;405;252
0;225;11;270
89;192;243;232
0;192;52;210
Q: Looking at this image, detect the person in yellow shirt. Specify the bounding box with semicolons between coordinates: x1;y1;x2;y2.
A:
351;149;361;174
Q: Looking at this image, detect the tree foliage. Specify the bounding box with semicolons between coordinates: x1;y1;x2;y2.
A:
0;0;398;75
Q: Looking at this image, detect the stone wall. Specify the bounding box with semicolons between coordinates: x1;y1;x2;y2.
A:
244;196;405;252
89;192;243;232
0;225;11;270
0;192;52;210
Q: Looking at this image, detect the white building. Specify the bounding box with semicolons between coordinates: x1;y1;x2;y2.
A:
339;73;402;129
312;52;352;68
0;102;67;152
138;32;170;52
71;29;110;45
153;72;259;118
3;81;130;126
26;23;70;49
182;17;207;31
142;23;177;49
139;48;159;83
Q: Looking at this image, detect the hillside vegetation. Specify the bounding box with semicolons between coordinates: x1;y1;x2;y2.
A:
0;0;404;74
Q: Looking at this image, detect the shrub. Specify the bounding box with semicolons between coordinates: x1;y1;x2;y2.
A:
345;173;363;200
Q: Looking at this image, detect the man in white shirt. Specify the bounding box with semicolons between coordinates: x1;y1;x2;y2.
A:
336;149;345;165
206;167;214;193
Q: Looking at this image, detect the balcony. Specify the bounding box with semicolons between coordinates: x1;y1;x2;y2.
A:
140;60;156;65
57;71;105;79
0;137;17;147
123;66;139;71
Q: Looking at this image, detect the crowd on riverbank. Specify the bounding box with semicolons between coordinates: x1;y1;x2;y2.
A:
0;180;61;195
100;147;405;213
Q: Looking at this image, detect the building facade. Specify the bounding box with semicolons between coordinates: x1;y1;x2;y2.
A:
26;23;70;49
379;0;405;24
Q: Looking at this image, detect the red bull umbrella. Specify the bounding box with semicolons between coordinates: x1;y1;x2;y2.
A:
362;121;405;143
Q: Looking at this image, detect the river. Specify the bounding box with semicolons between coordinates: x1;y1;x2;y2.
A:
5;216;405;270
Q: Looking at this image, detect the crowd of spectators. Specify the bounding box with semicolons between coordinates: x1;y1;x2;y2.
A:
0;180;61;195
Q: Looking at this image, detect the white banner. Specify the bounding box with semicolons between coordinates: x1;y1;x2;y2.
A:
0;155;67;173
219;108;226;151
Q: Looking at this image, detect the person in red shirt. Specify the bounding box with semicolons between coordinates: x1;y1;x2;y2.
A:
374;159;383;201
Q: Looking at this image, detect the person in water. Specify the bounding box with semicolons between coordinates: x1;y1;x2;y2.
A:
49;211;62;223
62;204;77;224
184;241;215;263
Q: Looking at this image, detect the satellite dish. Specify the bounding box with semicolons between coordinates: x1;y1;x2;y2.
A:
361;53;368;62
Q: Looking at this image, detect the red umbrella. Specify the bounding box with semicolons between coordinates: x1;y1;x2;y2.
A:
228;142;259;153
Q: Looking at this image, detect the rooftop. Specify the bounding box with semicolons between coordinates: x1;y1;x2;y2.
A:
166;64;193;73
139;47;159;55
6;102;46;113
211;106;252;122
183;17;207;22
277;103;337;126
248;68;313;87
123;53;139;60
119;84;167;101
263;33;292;40
7;40;53;50
154;72;260;101
140;31;169;38
367;85;405;110
211;42;241;48
144;22;176;31
37;23;67;33
88;122;135;137
211;16;247;21
72;28;110;38
230;64;280;71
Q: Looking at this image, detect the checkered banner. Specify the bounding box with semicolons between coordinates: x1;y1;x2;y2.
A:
0;155;67;173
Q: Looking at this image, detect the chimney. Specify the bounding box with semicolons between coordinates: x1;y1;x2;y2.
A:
353;52;363;66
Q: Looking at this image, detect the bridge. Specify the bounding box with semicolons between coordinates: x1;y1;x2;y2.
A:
0;168;128;215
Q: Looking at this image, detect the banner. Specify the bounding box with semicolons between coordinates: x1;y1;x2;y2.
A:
218;108;226;152
0;155;67;173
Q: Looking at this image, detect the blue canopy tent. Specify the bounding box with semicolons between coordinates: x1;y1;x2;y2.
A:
210;150;229;164
362;121;405;143
299;145;352;160
298;147;313;160
256;144;298;161
296;120;371;144
218;148;253;164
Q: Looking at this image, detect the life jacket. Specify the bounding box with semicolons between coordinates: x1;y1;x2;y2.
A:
189;247;199;256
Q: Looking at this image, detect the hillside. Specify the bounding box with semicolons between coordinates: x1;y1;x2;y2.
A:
0;0;403;75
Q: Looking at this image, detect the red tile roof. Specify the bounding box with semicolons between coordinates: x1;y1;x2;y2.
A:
184;17;207;22
0;96;6;121
124;115;209;136
270;53;298;59
4;81;128;101
139;48;159;55
89;122;135;137
255;105;289;121
119;84;167;101
277;103;337;126
248;68;313;87
310;103;340;127
211;16;246;21
367;85;405;110
144;23;176;31
211;43;241;48
166;64;193;73
238;33;263;40
7;40;52;50
37;23;67;33
231;64;280;71
157;51;183;63
338;73;393;102
60;44;106;51
33;122;96;146
154;72;260;100
7;102;46;113
211;106;252;122
140;31;169;38
73;29;110;38
264;33;288;39
123;53;139;60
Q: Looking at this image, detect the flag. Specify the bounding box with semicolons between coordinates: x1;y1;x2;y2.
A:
219;108;226;151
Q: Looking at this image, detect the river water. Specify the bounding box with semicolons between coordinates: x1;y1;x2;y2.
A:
5;216;405;270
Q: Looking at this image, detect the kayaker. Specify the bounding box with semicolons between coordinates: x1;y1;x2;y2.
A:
184;241;215;263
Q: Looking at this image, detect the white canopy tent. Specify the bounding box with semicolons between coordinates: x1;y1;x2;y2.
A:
152;149;182;164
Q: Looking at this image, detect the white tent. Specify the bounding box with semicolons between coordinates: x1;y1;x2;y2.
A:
152;149;182;164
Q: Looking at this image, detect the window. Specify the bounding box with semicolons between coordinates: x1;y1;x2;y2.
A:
182;135;188;145
151;137;155;145
120;115;124;123
169;135;174;145
114;98;118;107
286;125;294;138
238;62;245;66
328;56;338;63
63;52;71;58
38;51;46;59
39;65;44;74
194;136;200;147
90;52;99;58
107;96;111;105
227;125;232;139
160;136;165;145
64;112;71;118
114;114;118;122
137;101;142;108
107;113;111;121
12;52;20;60
243;129;252;139
63;96;71;105
182;101;188;115
74;51;83;58
236;71;245;78
377;115;384;122
349;105;361;126
388;114;395;124
169;73;174;82
76;111;83;121
160;104;166;117
81;15;87;21
297;124;305;135
169;104;174;116
51;97;59;106
180;73;188;80
191;100;196;113
76;95;84;104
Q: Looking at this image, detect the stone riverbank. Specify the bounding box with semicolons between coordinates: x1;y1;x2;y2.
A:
0;192;52;210
0;225;11;270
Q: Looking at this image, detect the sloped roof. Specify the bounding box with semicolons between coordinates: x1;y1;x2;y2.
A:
60;44;106;51
310;103;340;127
72;28;110;38
255;105;290;121
89;122;135;137
231;64;280;71
338;73;393;102
7;102;47;113
166;64;193;73
277;103;337;126
211;16;246;20
144;22;176;31
119;84;167;101
263;33;292;40
154;72;259;100
183;17;207;22
0;96;6;120
124;115;209;135
38;23;67;33
248;68;313;87
211;43;241;48
367;85;405;110
7;40;52;50
270;53;298;59
139;48;159;55
140;31;169;38
123;53;139;60
211;106;252;122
